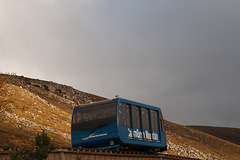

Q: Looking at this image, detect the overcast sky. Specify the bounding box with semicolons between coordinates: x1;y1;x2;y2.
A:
1;0;240;128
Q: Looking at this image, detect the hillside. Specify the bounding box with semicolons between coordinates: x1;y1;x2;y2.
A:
189;126;240;146
0;74;106;146
164;121;240;159
0;74;240;159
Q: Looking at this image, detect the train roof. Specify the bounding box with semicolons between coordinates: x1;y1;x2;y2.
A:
74;98;162;111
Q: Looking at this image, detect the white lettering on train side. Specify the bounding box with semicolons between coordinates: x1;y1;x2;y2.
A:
145;130;151;139
152;132;158;140
128;128;133;138
127;128;158;141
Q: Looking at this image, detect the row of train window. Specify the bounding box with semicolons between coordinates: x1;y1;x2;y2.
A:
118;103;164;132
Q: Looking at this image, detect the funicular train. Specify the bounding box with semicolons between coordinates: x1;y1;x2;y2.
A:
71;98;167;152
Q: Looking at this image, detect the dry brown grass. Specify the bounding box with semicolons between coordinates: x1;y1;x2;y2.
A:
0;83;71;147
189;126;240;146
164;121;240;159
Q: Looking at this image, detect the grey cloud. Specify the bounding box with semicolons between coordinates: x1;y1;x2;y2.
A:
0;0;240;128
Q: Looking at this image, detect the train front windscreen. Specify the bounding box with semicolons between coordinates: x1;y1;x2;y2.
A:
72;101;117;131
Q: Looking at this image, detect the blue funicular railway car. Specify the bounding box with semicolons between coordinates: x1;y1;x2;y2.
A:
71;98;167;152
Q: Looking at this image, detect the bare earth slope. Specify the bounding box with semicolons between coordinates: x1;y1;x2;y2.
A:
189;126;240;146
164;121;240;159
0;75;240;159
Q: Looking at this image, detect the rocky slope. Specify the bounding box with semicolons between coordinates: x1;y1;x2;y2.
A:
0;74;240;159
0;74;106;146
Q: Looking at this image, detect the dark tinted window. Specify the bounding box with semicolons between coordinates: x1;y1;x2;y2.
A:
72;101;117;131
118;103;123;125
142;108;150;130
159;112;164;132
119;103;131;127
151;110;159;132
132;106;141;129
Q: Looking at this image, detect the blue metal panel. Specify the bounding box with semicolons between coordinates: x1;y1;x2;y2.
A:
72;123;118;148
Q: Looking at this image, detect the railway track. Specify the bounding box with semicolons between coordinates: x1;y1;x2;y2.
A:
0;146;200;160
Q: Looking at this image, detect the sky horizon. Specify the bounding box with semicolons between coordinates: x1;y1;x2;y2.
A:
1;0;240;128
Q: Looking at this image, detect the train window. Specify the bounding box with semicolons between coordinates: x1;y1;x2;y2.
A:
132;106;141;129
72;101;117;131
142;108;150;130
159;112;164;132
126;104;131;127
151;110;159;132
118;103;123;125
120;103;131;127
